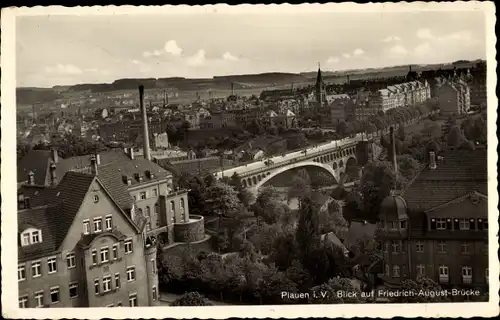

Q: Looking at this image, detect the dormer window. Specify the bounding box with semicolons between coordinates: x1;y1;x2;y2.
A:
20;228;43;247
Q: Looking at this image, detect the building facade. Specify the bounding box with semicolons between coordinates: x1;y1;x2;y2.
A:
376;148;488;300
436;79;471;116
18;172;159;308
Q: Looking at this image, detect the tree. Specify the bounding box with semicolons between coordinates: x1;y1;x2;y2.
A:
317;200;349;239
270;232;300;271
259;265;298;304
285;260;311;290
396;154;421;182
359;161;400;217
336;121;348;137
391;277;450;303
396;124;405;141
247;119;264;135
171;292;214;306
447;125;464;149
287;133;308;150
248;222;284;255
288;171;312;202
252;186;290;225
295;197;321;256
205;182;242;228
459;140;476;150
421;121;441;140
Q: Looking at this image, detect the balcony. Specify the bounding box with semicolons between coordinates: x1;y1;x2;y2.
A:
439;275;449;284
462;276;472;284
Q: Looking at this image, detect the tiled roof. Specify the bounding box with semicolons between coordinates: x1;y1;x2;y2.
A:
18;205;63;261
20;149;174;211
17;150;52;185
18;172;95;261
402;148;487;212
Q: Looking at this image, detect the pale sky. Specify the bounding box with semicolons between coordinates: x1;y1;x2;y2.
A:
16;10;486;87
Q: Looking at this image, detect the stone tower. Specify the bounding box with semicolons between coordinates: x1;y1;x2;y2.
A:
315;63;326;109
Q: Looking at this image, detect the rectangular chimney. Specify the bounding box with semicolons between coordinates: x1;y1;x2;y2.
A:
389;126;398;175
90;156;98;175
139;85;152;161
429;152;437;170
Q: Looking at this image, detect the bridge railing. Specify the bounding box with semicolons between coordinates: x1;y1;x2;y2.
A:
237;139;360;178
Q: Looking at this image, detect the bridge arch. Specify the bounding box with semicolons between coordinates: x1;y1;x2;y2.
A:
251;161;339;193
345;156;360;180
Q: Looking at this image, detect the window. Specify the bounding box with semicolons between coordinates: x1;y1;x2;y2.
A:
100;247;109;263
92;249;98;265
393;265;400;277
152;287;157;301
153;189;158;197
129;293;138;307
399;220;407;230
66;252;76;269
50;287;60;304
112;244;118;260
436;218;447;230
461;241;470;254
69;282;78;298
115;273;120;288
459;218;470;230
385;264;390;276
140;192;146;200
93;195;99;203
391;240;402;254
151;259;156;273
19;296;28;308
437;241;447;253
124;239;133;254
170;201;175;212
146;220;152;231
126;266;136;282
389;221;397;230
93;217;102;233
34;291;44;307
47;257;57;274
154;204;159;214
439;265;449;279
83;220;90;235
416;241;424;253
146;206;151;217
18;264;26;281
103;275;111;292
416;264;425;276
105;216;113;230
31;261;41;277
32;230;41;244
462;266;472;284
180;198;185;210
155;216;160;228
94;279;100;295
483;219;488;230
22;233;30;246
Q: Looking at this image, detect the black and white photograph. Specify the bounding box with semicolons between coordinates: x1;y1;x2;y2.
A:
1;2;498;319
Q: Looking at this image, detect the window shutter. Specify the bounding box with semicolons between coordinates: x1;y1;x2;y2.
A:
430;219;436;230
446;219;453;230
453;219;459;230
470;219;476;230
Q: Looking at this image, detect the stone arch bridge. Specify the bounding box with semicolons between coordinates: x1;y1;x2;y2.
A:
214;135;374;196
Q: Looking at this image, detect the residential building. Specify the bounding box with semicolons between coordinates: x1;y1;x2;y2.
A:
327;95;354;127
17;148;206;248
376;148;488;300
17;171;159;308
436;78;471;116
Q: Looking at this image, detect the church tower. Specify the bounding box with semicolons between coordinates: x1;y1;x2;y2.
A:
315;63;326;108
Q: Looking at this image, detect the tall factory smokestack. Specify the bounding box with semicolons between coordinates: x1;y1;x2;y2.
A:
389;126;398;176
139;85;151;161
231;82;235;96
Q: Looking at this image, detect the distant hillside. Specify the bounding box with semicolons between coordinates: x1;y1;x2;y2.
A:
214;72;307;84
16;88;63;105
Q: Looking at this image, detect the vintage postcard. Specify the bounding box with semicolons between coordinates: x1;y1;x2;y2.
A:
1;2;498;318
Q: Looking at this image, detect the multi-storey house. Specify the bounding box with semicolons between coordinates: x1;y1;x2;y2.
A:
376;148;488;300
436;78;471;116
17;171;159;308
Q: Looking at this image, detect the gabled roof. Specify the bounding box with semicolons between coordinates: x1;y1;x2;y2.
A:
18;171;142;261
401;148;487;212
17;150;52;185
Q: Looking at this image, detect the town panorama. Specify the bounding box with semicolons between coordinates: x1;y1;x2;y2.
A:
10;6;492;311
